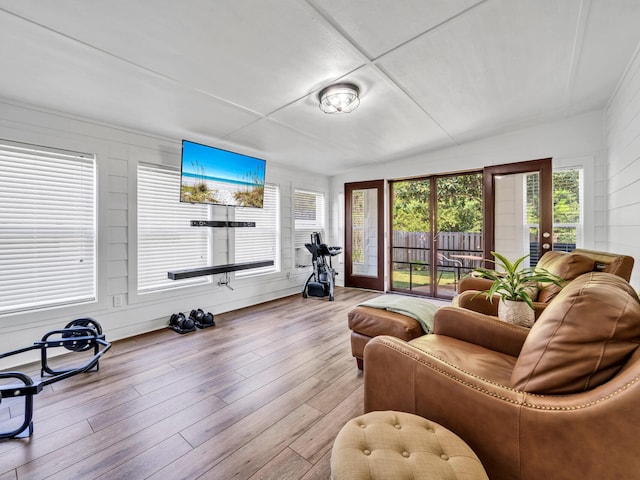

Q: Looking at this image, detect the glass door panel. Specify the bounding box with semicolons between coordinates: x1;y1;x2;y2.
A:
390;179;432;295
434;173;483;298
351;188;378;276
494;172;537;268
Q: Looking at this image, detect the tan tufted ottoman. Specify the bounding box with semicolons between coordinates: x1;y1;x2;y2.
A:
330;411;488;480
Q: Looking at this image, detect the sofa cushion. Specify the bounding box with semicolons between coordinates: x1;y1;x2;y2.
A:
348;306;424;340
535;251;596;303
511;272;640;394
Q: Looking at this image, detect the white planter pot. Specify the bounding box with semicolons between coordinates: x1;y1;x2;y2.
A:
498;299;535;327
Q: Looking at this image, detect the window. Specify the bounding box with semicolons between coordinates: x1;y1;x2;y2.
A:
350;190;365;264
0;141;96;314
552;168;583;252
235;183;279;277
524;168;583;261
137;163;210;292
294;189;325;267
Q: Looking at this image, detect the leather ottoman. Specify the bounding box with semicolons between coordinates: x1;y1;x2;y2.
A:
348;306;424;369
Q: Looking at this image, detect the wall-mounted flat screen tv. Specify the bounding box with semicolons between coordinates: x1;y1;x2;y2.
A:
180;140;266;208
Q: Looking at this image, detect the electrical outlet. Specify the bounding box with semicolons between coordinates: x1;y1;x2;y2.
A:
113;294;124;308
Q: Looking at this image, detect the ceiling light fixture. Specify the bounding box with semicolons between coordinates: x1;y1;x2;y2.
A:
318;83;360;114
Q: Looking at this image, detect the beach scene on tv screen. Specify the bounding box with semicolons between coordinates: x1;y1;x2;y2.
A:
180;141;265;208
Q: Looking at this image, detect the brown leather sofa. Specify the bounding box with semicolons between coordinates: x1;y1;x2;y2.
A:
455;248;634;319
348;306;426;369
363;271;640;480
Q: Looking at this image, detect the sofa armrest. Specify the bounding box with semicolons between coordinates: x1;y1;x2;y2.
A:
434;306;529;357
454;290;499;316
456;290;549;321
457;276;493;293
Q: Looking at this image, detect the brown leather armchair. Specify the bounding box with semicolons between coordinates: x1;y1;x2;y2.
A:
363;272;640;480
455;248;634;319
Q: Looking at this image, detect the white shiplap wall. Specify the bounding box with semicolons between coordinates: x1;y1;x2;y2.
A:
0;100;329;367
107;152;129;304
606;46;640;289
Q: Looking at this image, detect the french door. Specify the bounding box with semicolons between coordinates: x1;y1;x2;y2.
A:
390;172;483;299
483;158;553;268
344;180;384;291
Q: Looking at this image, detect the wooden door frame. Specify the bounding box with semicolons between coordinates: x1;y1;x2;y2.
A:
345;180;385;291
483;158;553;265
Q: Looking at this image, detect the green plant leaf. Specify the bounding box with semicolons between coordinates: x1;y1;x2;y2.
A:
470;252;568;309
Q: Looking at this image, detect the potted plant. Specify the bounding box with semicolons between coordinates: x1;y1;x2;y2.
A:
472;251;566;327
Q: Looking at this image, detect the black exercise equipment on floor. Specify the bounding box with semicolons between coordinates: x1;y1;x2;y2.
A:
169;309;216;333
190;309;215;329
302;232;342;301
0;318;111;439
168;312;196;334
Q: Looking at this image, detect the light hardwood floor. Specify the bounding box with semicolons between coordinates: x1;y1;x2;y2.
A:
0;287;384;479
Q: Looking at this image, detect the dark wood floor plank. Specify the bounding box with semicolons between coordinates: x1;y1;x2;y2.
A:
30;386;140;428
180;375;327;450
0;470;16;480
14;380;228;479
308;359;364;413
299;449;332;480
147;377;327;479
132;350;259;396
0;421;93;476
0;287;387;479
25;390;228;480
87;370;244;432
248;447;313;480
215;352;330;405
200;403;323;479
290;385;365;464
94;434;193;480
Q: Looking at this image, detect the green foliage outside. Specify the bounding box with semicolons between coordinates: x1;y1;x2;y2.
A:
390;170;581;292
392;174;483;233
527;170;581;243
351;191;365;263
392;179;431;233
393;170;580;238
436;174;483;232
392;269;458;289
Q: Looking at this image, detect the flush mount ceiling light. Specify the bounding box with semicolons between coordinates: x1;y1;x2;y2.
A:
318;83;360;114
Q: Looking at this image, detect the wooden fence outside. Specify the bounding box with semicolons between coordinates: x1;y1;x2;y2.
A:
392;231;483;269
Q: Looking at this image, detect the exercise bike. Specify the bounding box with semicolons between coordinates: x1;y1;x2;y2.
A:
301;232;342;301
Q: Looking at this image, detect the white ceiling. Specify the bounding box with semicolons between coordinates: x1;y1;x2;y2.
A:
1;0;639;174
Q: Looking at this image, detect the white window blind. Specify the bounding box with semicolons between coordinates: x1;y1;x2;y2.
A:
0;141;96;314
137;163;210;292
235;183;279;277
294;189;325;266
